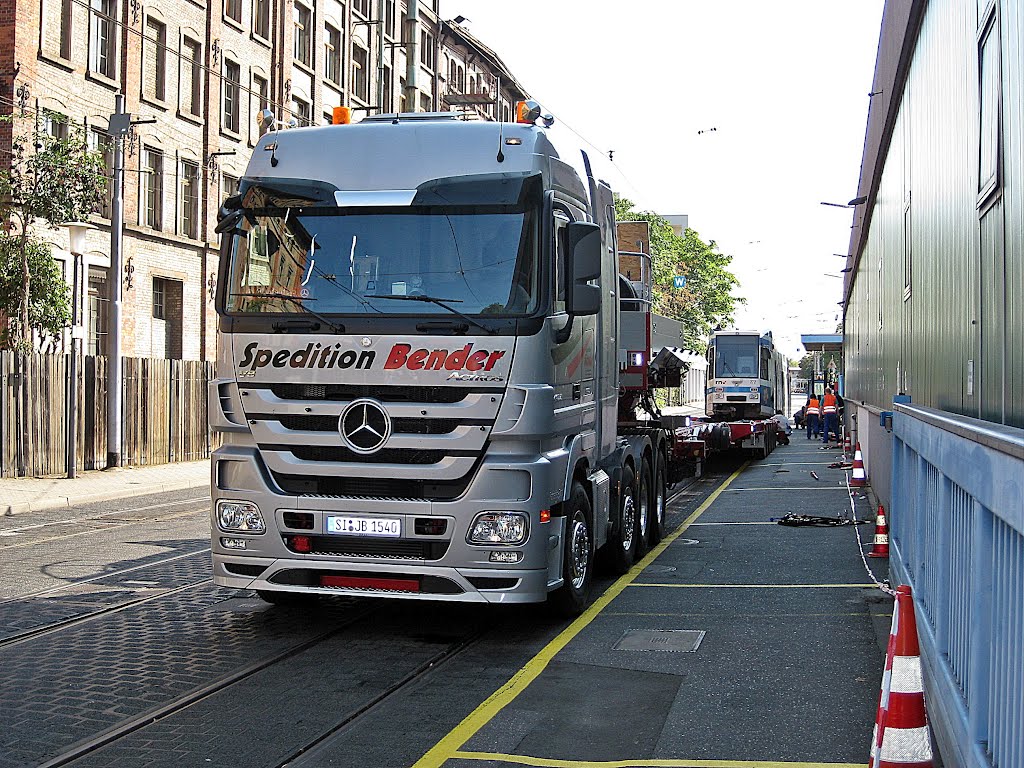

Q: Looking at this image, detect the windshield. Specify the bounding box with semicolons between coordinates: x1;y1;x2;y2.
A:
713;335;759;378
222;200;539;318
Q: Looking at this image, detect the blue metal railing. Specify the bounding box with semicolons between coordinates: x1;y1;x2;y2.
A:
890;404;1024;768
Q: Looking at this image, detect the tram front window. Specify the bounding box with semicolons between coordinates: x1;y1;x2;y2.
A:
714;336;759;378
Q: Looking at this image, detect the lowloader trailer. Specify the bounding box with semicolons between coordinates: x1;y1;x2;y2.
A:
208;104;765;615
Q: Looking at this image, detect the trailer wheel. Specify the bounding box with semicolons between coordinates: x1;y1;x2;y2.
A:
605;464;639;575
648;454;667;546
548;482;594;617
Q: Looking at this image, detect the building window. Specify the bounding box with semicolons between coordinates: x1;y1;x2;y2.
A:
182;38;202;116
143;18;167;102
291;97;310;125
59;0;73;59
978;10;1001;202
399;77;406;113
324;23;341;84
223;59;241;133
89;0;117;78
87;268;109;356
143;147;163;230
420;92;431;113
153;276;167;319
352;44;368;101
180;160;199;239
293;3;312;66
43;110;68;140
253;0;269;38
222;174;239;201
419;30;434;69
353;0;370;17
384;0;395;37
253;74;269;135
87;129;112;218
225;0;242;24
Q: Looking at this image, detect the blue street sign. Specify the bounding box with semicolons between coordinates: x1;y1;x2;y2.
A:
673;275;687;289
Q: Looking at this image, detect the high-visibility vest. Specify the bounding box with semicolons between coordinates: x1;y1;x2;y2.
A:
822;394;837;414
806;399;820;416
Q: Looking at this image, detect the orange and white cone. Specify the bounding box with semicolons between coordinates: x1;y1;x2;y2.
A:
851;442;868;487
868;505;889;558
844;432;852;455
868;585;933;768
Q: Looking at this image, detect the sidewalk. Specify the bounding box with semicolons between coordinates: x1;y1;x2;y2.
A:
0;460;210;516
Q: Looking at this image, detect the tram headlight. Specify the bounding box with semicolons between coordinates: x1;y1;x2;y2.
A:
217;500;266;533
468;512;528;545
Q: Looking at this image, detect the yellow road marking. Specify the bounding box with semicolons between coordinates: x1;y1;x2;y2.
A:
724;487;848;492
411;463;749;768
450;751;865;768
629;583;877;589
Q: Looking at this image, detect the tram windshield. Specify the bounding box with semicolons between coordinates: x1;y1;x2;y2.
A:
713;335;759;378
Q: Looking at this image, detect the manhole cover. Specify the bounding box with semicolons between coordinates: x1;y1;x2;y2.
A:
613;629;706;652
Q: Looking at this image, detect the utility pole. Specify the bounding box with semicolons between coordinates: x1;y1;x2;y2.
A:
377;0;386;112
106;95;155;469
107;94;127;469
404;0;418;110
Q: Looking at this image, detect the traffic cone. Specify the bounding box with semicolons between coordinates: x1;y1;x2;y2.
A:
869;585;933;768
868;505;889;558
850;442;867;487
844;432;852;455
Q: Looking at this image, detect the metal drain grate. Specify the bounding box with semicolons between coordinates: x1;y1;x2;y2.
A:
613;629;706;652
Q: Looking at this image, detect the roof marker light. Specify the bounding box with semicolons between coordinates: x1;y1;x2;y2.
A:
332;106;352;125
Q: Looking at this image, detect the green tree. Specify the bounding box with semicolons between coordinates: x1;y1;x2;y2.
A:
614;196;742;351
0;234;73;348
0;112;106;350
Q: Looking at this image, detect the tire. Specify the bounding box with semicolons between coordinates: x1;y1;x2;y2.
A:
636;458;652;556
605;464;639;575
548;482;594;617
649;453;667;546
256;590;319;606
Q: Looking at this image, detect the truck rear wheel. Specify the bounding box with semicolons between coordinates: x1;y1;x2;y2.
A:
605;464;639;575
637;458;652;556
548;482;594;617
648;454;667;546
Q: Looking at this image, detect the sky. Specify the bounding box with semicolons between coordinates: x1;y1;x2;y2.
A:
444;0;886;360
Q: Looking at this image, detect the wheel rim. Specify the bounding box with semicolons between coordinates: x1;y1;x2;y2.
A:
656;480;665;527
621;492;635;550
569;516;590;590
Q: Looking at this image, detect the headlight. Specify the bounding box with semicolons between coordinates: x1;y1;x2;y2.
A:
468;512;528;545
217;500;266;533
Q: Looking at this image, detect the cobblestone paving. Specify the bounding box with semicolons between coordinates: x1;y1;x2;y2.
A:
0;584;365;767
0;545;211;642
63;605;490;768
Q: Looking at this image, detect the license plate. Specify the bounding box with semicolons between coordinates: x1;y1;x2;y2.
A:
325;515;401;537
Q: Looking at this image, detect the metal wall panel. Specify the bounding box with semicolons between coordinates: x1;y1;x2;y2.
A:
845;0;1023;428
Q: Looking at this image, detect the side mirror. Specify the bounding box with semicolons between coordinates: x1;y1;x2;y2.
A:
566;221;601;316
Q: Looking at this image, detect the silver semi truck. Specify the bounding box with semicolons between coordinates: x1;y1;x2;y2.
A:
210;108;688;615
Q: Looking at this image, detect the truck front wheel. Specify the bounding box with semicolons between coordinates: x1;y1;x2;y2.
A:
548;482;594;617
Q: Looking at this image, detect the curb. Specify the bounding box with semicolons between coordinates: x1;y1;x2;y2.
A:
2;475;210;517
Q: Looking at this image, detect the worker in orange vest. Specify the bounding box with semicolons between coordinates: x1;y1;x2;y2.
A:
821;388;839;444
805;395;820;440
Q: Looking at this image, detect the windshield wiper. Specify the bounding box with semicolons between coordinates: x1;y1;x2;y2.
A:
230;292;345;334
365;294;497;335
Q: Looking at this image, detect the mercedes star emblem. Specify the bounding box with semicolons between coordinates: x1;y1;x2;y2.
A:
339;398;391;454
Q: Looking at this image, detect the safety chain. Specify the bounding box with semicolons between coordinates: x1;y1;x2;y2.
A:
845;470;897;597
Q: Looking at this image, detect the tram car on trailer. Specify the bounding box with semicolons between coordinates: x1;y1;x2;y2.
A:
705;330;787;421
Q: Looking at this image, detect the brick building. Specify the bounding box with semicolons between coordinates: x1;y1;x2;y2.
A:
0;0;530;360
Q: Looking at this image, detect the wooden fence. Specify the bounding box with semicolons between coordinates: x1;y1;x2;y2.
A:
0;352;216;477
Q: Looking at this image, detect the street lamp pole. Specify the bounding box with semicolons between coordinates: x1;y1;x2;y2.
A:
107;93;126;469
63;222;93;479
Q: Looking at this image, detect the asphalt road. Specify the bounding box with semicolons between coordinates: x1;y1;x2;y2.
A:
0;447;889;768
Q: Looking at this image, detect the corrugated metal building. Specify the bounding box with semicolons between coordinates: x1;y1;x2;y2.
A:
843;0;1022;440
